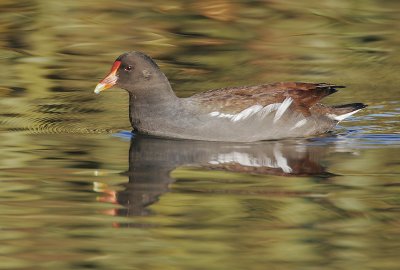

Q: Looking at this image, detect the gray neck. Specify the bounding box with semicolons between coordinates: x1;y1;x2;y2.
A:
128;83;181;131
128;72;178;103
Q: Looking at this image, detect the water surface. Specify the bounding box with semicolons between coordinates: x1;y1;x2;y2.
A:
0;1;399;269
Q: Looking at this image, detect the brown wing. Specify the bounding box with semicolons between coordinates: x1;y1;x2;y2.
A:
190;82;344;116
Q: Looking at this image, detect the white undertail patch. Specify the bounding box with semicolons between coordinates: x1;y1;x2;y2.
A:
273;97;293;123
328;109;361;122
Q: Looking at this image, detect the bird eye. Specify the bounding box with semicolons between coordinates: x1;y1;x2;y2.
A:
124;65;132;71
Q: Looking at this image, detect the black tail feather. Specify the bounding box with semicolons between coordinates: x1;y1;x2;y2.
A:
333;103;368;111
315;83;346;98
331;103;367;116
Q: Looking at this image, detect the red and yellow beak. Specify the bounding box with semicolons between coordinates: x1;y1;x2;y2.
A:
94;61;121;94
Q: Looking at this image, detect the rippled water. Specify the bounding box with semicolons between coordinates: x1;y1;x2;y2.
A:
0;1;399;269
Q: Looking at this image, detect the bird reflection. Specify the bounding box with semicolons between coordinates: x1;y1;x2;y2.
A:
99;135;332;218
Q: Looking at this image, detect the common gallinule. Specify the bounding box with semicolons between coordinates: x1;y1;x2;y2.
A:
94;51;366;142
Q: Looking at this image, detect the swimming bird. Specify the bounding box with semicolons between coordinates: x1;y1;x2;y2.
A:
94;51;366;142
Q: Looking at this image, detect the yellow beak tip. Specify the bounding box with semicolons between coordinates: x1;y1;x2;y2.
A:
94;84;105;94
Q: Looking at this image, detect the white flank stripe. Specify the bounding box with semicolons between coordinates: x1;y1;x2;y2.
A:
273;97;293;123
290;119;307;130
208;112;234;118
260;103;281;118
328;109;361;122
231;105;263;122
208;100;293;123
208;105;264;122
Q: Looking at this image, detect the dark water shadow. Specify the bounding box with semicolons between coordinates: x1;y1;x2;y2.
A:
111;135;337;217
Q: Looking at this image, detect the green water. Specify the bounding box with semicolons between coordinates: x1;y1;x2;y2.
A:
0;1;399;269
